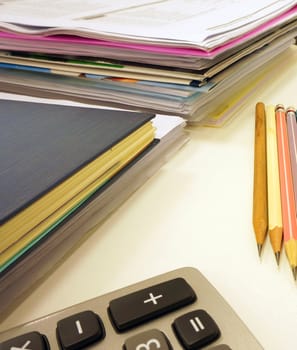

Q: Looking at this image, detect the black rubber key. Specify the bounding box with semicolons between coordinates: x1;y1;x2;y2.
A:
56;310;105;350
109;277;196;331
173;309;221;349
1;331;49;350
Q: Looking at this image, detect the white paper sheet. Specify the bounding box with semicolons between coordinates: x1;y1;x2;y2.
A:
0;0;296;50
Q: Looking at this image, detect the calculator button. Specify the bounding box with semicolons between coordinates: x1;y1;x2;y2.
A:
173;309;221;349
1;332;49;350
124;329;172;350
208;345;232;350
56;310;105;350
109;278;196;331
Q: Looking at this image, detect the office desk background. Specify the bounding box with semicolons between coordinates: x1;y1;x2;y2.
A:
1;59;297;350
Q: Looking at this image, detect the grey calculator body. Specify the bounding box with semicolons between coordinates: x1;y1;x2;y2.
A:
0;267;263;349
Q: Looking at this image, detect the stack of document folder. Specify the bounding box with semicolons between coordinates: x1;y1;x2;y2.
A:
1;0;297;126
0;96;188;314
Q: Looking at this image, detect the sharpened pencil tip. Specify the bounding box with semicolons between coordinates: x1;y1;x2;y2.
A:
257;244;263;257
274;252;281;266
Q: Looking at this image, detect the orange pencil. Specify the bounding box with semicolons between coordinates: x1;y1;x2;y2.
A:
275;104;297;278
265;105;283;264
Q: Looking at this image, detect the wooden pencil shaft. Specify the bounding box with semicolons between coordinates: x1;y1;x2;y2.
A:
266;105;282;228
284;239;297;270
253;102;268;244
268;226;283;254
286;107;297;217
265;105;283;253
275;105;297;242
276;105;297;270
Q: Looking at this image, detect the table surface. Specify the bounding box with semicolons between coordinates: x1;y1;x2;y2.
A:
1;51;297;350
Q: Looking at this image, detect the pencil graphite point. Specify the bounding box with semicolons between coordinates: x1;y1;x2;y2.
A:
268;227;283;264
275;252;281;266
257;243;263;257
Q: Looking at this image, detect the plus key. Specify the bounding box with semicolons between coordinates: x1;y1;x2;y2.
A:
109;278;196;331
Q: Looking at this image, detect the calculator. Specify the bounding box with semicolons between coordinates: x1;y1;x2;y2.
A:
0;267;263;349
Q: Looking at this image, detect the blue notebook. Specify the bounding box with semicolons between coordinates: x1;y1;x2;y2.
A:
0;99;155;262
1;100;154;223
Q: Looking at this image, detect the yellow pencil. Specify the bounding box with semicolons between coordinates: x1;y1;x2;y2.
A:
265;105;283;264
253;102;268;256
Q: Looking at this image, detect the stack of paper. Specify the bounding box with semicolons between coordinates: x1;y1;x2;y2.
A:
0;94;187;314
0;0;297;126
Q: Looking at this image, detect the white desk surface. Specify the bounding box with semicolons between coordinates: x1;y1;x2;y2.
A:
1;56;297;350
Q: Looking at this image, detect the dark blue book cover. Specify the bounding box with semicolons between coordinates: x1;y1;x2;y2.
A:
0;100;154;224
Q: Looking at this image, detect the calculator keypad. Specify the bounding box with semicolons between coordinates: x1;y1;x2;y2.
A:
0;267;264;349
